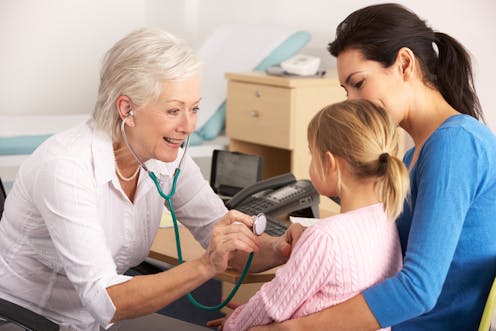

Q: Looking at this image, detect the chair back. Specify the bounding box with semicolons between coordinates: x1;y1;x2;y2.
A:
479;277;496;331
0;177;6;219
0;298;59;331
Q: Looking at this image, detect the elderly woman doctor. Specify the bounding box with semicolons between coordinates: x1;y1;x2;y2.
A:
0;28;295;331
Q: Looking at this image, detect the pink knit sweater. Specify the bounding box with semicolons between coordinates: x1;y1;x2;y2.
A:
224;203;402;331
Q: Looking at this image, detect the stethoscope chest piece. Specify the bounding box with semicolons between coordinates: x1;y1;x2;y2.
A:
252;213;267;236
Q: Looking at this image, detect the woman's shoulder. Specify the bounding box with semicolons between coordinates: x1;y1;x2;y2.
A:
22;120;103;174
36;120;93;152
433;114;495;145
415;115;496;185
424;114;496;157
44;120;110;158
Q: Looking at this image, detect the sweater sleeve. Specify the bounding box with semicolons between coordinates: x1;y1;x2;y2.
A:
224;228;335;331
363;127;481;326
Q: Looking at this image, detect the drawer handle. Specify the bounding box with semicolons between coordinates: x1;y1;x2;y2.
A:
255;91;261;98
249;110;259;118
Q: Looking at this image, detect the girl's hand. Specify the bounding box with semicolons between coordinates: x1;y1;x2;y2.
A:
206;316;226;330
275;223;306;260
202;210;260;275
207;301;241;330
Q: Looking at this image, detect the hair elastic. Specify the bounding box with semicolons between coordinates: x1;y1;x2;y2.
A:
379;153;389;163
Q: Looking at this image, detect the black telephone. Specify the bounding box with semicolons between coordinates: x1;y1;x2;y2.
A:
225;173;320;221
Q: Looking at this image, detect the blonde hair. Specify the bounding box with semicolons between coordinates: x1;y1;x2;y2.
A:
92;28;201;140
307;99;409;219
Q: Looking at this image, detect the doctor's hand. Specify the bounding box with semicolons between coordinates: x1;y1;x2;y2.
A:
201;210;260;276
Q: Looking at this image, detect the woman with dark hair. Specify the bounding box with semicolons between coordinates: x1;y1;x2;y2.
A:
250;3;496;331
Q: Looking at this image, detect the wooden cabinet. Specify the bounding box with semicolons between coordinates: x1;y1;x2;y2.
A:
225;72;346;214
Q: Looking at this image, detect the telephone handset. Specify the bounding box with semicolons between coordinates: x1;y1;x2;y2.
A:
225;173;320;219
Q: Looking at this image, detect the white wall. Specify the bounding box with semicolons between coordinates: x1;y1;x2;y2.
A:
1;0;495;131
0;0;145;116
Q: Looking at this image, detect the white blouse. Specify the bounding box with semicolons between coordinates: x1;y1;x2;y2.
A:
0;120;227;331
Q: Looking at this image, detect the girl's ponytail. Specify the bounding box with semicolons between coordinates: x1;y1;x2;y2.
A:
377;153;410;220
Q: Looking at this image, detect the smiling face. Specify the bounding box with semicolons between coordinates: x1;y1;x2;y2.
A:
336;48;409;126
126;75;201;163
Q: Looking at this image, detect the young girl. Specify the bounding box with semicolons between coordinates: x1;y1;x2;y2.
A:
223;99;410;331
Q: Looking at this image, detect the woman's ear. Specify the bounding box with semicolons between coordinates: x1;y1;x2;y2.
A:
116;95;135;127
395;47;416;82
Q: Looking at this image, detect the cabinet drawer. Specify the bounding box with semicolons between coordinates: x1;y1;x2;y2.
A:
226;81;292;149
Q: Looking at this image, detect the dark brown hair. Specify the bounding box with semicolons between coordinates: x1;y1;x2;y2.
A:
328;3;483;122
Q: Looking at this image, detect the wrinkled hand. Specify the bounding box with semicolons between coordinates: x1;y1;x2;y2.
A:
202;210;259;276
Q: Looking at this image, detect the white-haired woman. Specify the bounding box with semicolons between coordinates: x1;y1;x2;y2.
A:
0;28;296;331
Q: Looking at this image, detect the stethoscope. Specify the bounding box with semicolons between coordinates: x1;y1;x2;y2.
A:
120;111;266;311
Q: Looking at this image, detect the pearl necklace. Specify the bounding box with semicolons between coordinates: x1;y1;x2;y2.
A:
115;165;140;182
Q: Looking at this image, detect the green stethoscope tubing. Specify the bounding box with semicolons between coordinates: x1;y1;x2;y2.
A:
148;170;254;311
120;114;254;311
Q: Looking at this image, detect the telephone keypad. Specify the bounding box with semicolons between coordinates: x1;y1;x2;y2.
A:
264;216;288;237
236;200;289;236
237;198;276;215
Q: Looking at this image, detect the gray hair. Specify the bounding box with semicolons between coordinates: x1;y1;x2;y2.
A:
92;28;201;140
